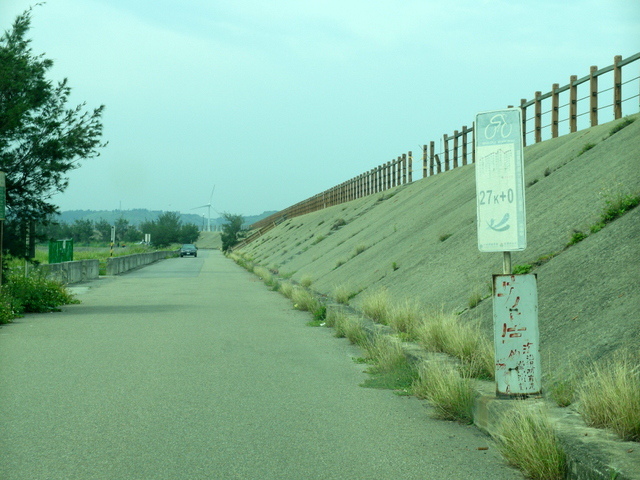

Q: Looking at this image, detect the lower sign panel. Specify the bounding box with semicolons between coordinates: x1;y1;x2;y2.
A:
493;274;541;395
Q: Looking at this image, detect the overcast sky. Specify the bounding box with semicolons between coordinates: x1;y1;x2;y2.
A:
1;1;639;217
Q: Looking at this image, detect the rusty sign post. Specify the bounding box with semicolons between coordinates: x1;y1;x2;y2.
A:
493;274;541;396
475;108;541;397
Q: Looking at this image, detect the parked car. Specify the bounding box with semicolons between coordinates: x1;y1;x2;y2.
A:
179;244;198;257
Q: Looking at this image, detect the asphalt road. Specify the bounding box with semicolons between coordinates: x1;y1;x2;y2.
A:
0;250;523;479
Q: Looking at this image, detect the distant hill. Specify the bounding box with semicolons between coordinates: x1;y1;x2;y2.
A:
56;209;278;229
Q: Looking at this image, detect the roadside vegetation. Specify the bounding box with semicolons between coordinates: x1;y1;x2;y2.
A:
0;263;79;324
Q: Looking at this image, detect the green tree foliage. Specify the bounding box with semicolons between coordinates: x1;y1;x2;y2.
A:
221;213;244;252
70;219;94;244
0;8;106;256
140;212;199;248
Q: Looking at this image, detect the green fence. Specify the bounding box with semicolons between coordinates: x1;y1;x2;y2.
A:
48;239;73;264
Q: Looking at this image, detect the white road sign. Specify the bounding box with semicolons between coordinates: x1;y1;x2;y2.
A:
475;108;526;252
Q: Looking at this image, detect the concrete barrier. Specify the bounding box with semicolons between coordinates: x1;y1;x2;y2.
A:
40;259;100;284
105;250;176;276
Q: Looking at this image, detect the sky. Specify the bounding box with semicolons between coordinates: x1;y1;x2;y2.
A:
1;0;639;218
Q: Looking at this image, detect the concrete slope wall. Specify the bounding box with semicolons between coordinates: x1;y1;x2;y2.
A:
239;114;640;374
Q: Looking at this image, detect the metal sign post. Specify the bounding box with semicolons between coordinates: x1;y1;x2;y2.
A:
474;108;541;397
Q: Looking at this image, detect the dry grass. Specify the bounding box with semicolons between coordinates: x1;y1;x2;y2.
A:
279;281;295;299
361;289;391;324
387;299;424;336
495;402;566;480
291;287;321;313
300;274;313;288
333;284;355;305
333;313;368;346
576;353;640;441
414;311;494;379
363;333;406;373
413;360;476;424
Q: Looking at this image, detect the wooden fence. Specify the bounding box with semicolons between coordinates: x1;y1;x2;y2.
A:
243;53;639;243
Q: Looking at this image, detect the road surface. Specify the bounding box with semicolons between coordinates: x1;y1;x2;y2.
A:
0;249;522;479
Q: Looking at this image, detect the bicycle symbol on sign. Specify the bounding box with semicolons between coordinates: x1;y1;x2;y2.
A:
484;114;513;140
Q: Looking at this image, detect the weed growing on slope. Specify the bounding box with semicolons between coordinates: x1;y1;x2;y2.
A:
512;264;533;274
576;353;640;441
415;312;494;380
413;360;476;424
361;289;391;324
363;333;406;373
333;284;357;305
495;402;567;480
608;116;635;136
300;274;313;288
578;142;596;156
387;299;424;336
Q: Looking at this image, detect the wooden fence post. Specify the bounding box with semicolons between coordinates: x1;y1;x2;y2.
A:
422;145;427;178
551;84;559;138
453;130;459;168
402;154;407;184
569;75;578;133
590;65;598;127
534;91;542;143
443;134;449;171
461;127;468;165
520;99;527;146
472;124;476;164
613;55;622;119
408;151;413;183
429;140;435;175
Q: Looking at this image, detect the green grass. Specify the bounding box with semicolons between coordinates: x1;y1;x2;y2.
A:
608;116;635;136
495;402;567;480
360;361;417;394
512;264;533;274
438;233;452;242
578;142;596;156
567;230;588;246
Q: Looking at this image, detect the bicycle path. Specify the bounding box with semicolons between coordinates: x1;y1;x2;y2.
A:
0;250;522;479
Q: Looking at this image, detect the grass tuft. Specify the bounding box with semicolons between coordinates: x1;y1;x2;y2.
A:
300;274;313;288
609;116;635;136
578;142;596;156
333;284;356;305
363;333;406;373
361;289;391;324
387;299;424;336
413;360;476;424
576;354;640;441
414;312;494;379
495;402;566;480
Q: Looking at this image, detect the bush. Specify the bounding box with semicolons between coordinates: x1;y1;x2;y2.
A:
4;270;78;314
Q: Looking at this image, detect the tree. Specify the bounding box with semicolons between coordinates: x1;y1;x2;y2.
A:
179;223;200;244
0;8;106;256
221;213;243;252
141;212;183;248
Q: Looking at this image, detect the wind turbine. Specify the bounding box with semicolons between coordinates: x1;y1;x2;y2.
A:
192;185;216;232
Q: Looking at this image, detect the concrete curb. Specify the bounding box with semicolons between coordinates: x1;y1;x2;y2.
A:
326;302;640;480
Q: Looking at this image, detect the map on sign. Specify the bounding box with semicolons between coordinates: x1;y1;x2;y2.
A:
475;109;526;252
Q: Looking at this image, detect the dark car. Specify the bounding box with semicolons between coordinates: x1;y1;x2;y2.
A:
179;244;198;257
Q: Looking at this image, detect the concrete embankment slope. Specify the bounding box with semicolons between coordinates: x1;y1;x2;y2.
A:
239;113;640;376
